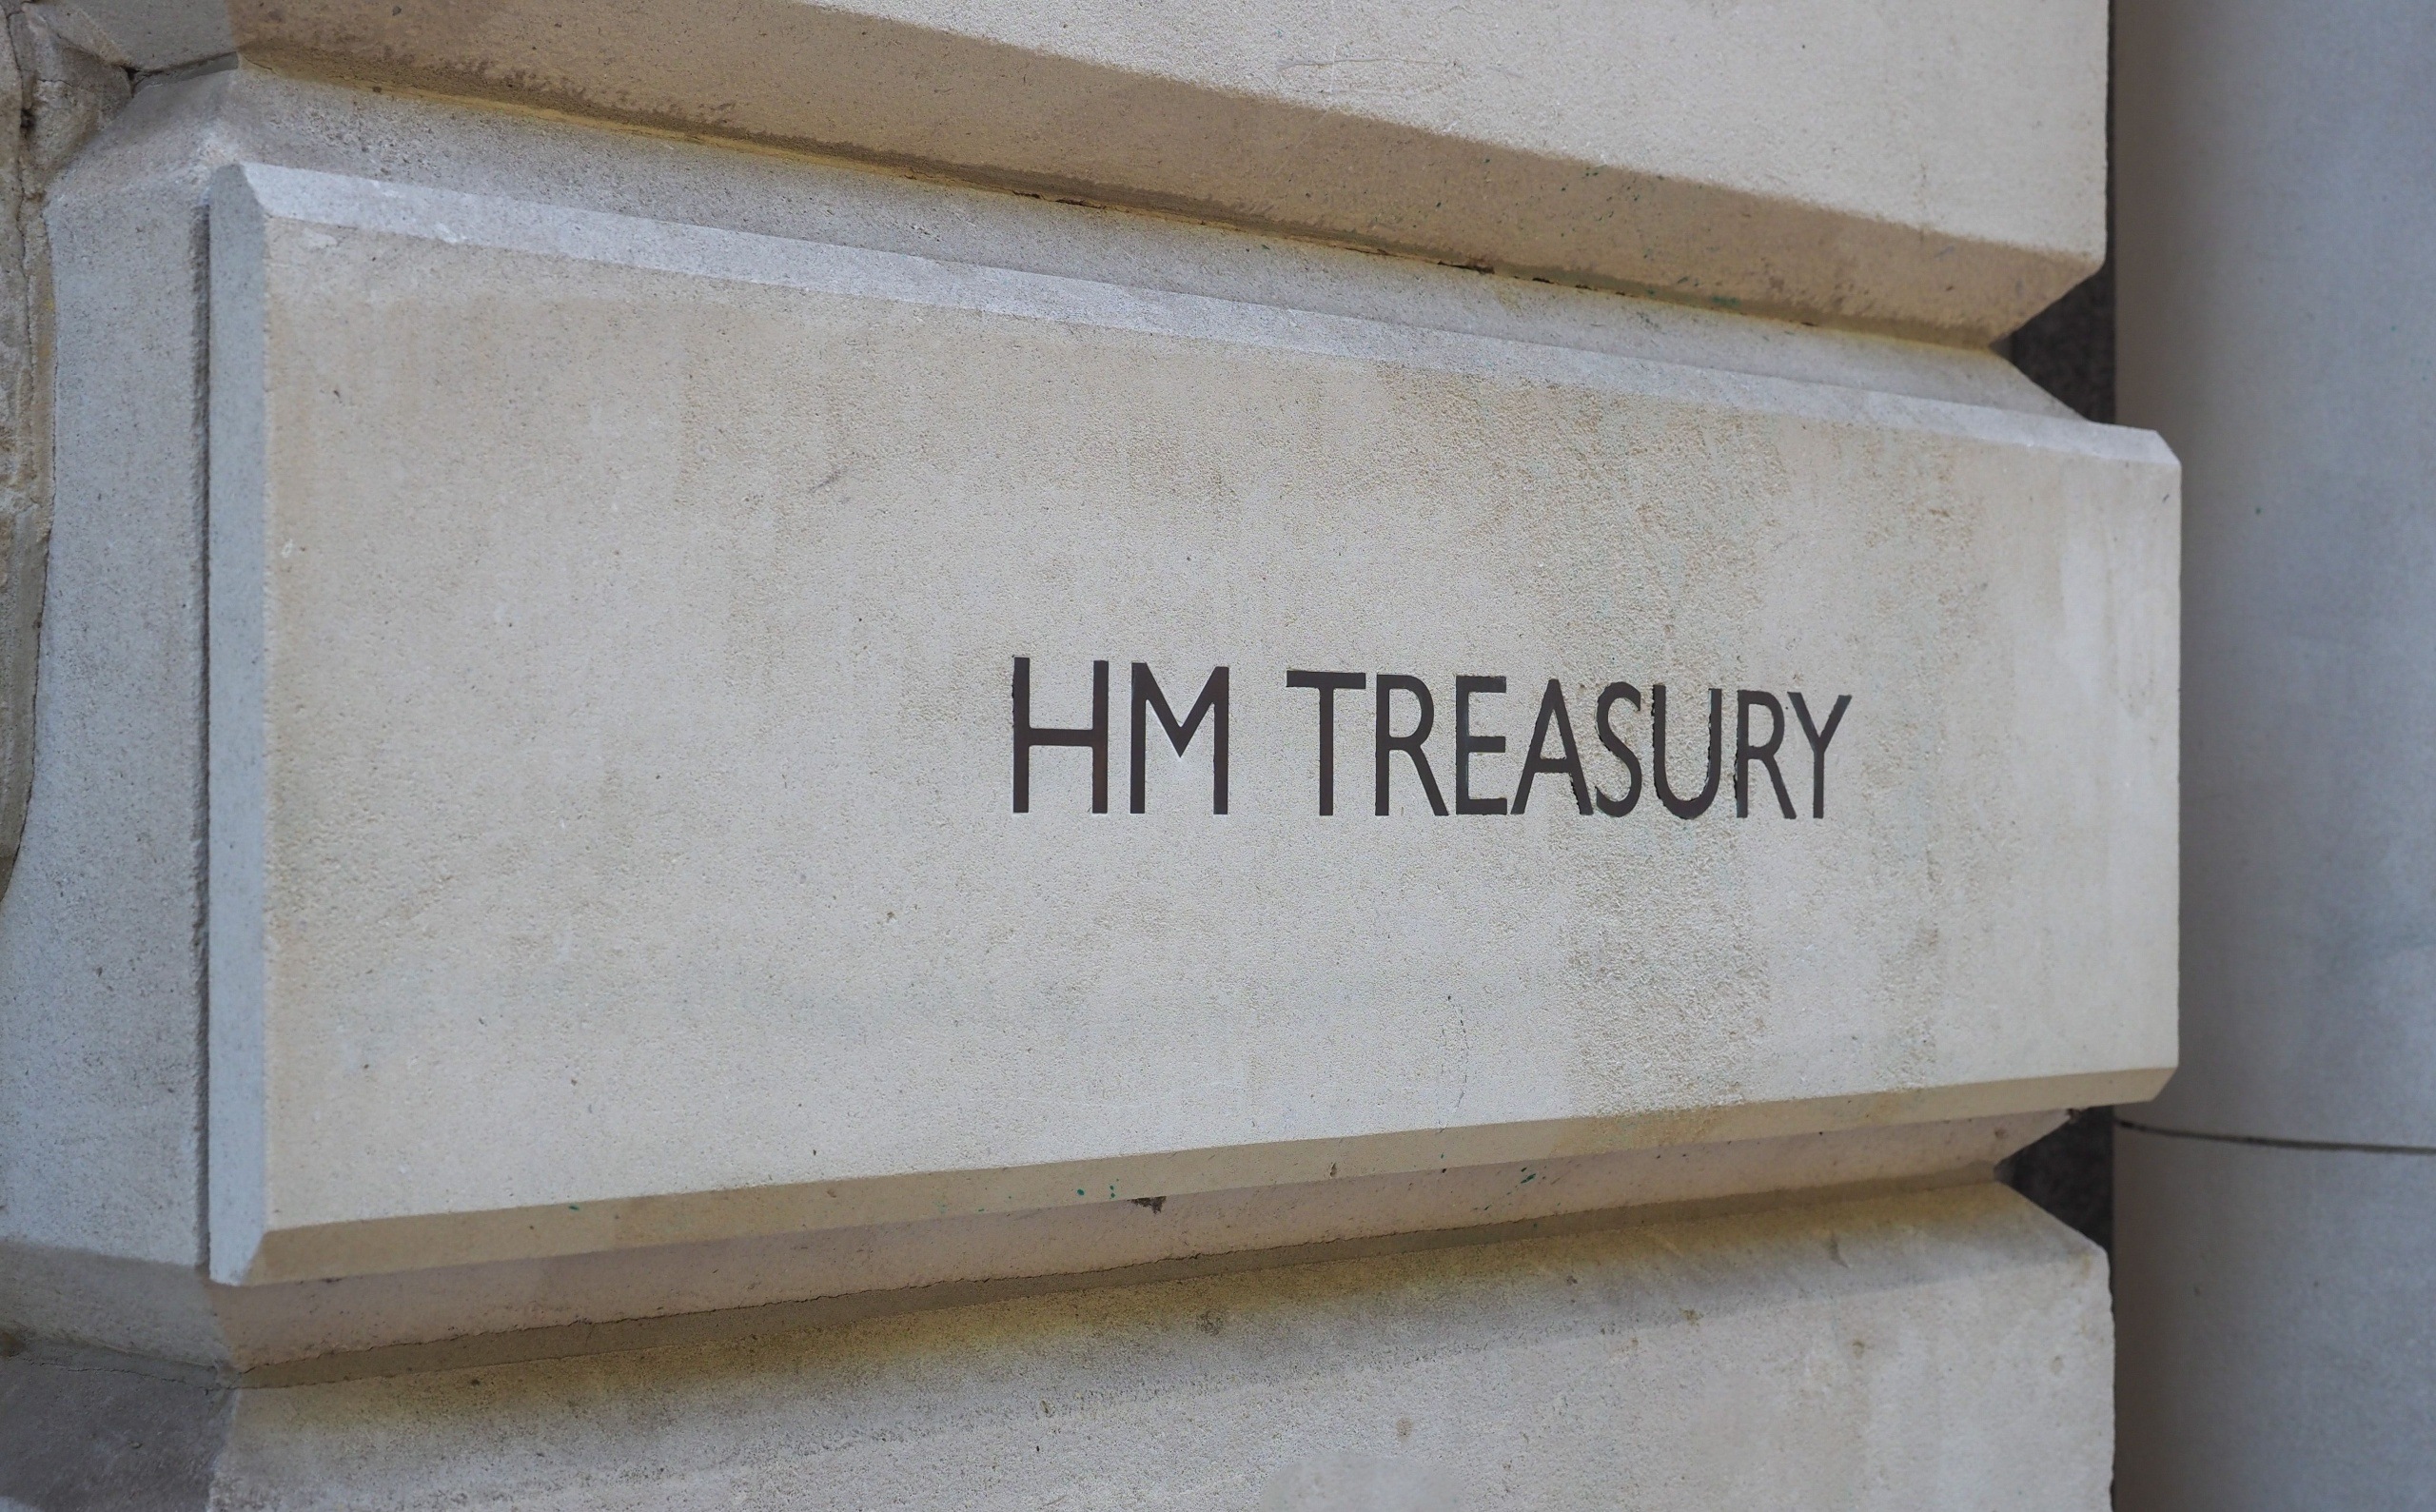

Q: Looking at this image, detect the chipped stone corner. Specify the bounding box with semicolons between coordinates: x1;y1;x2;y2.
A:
0;2;130;898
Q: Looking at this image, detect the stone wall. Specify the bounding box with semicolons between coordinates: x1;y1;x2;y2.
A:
0;5;2171;1504
0;2;129;899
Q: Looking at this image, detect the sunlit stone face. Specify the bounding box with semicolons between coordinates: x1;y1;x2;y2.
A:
204;163;2176;1283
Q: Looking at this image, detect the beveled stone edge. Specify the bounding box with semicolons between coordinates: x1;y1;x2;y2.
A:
231;1071;2165;1285
212;158;2160;467
4;1110;2073;1373
235;1168;2041;1388
157;0;2104;348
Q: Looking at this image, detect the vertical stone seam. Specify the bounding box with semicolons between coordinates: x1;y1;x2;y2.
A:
1993;2;2120;1255
191;158;217;1284
0;9;34;903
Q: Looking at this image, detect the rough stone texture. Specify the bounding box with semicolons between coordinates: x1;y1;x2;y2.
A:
2114;1126;2436;1509
63;0;2104;341
0;1345;231;1512
0;58;2083;1300
0;17;31;906
0;4;129;905
200;157;2174;1286
6;1185;2115;1511
0;70;2173;1381
0;50;208;1275
0;22;2145;1511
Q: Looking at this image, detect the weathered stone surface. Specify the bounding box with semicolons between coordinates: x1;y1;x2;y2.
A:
0;11;2152;1506
2;1114;2051;1371
0;60;209;1277
63;0;2103;340
193;157;2173;1286
10;1185;2115;1511
0;4;130;907
3;77;2170;1404
0;1345;230;1512
0;63;2065;1293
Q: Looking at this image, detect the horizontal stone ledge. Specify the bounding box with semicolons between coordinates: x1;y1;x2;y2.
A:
231;1169;2045;1388
226;1076;2154;1285
206;162;2152;456
5;1112;2079;1370
74;0;2104;340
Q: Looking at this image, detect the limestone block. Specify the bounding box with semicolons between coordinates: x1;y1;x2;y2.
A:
0;63;210;1274
3;1185;2117;1511
64;0;2104;340
0;4;133;912
196;158;2175;1288
0;70;2169;1370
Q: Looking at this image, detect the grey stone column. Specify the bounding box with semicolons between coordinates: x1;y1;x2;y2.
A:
2113;1;2436;1504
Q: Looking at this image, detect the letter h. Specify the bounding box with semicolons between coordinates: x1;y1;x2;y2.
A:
1012;657;1109;813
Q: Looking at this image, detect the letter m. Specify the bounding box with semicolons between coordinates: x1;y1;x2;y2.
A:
1131;663;1229;814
